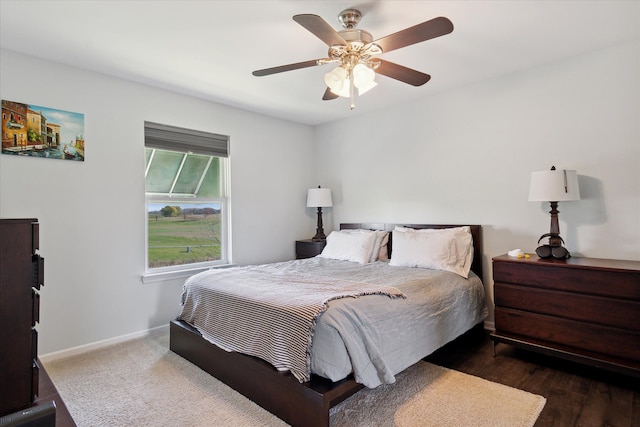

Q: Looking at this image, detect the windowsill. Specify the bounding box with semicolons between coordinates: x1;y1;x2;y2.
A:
141;263;236;284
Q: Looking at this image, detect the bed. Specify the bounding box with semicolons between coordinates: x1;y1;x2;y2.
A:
170;223;486;426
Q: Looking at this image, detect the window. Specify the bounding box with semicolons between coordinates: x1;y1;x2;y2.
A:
144;122;230;276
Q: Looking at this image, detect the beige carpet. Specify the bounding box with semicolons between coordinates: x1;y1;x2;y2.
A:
44;329;546;426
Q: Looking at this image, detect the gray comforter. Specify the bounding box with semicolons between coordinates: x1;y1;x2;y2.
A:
179;257;487;388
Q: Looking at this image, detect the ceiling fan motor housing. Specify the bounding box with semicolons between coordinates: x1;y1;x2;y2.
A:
328;28;382;67
338;9;362;29
339;29;373;46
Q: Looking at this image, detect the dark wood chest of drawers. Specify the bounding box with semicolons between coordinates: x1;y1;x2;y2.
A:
0;218;45;415
491;254;640;377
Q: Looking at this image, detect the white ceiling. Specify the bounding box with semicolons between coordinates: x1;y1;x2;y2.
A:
1;1;638;126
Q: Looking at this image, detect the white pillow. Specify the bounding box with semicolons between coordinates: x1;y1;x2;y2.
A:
319;230;378;264
375;231;390;261
340;228;389;262
340;229;389;262
389;226;473;278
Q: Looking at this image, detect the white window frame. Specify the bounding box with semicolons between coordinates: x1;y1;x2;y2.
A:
142;122;231;283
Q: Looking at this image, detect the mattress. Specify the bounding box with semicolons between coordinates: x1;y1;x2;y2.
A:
178;256;487;388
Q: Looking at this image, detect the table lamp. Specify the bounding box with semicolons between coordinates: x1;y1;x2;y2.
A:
528;166;580;254
306;186;332;241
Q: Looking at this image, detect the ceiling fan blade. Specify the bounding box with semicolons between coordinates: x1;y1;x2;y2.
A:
293;14;347;47
252;59;322;77
322;88;339;100
376;60;431;86
373;17;453;54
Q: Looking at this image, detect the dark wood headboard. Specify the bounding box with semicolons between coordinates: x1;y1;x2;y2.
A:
340;223;483;279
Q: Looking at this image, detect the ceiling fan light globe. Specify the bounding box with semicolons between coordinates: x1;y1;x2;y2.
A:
324;73;341;91
356;79;377;95
324;67;348;92
353;63;375;83
353;63;376;95
330;79;351;97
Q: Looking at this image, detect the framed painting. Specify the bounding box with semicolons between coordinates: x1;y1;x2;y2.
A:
1;99;85;161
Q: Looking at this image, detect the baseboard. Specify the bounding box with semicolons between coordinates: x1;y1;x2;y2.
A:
39;324;169;363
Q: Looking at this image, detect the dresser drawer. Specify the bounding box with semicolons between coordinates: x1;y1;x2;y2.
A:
494;282;640;331
494;307;640;362
493;260;640;300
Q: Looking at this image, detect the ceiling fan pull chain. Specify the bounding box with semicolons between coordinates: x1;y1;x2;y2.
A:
349;69;356;110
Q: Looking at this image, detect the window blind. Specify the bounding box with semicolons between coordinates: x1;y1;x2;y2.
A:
144;121;229;157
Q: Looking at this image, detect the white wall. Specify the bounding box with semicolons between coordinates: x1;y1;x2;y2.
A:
0;49;317;354
315;40;640;324
2;39;638;354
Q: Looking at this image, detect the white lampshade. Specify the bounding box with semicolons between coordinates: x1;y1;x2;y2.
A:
528;168;580;202
355;78;377;95
353;64;377;95
331;79;351;97
306;187;333;208
325;64;378;98
353;63;373;81
324;67;348;94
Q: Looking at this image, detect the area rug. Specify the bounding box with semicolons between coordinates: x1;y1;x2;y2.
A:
43;328;545;426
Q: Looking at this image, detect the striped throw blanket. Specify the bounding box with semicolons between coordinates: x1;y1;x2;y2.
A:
178;264;406;383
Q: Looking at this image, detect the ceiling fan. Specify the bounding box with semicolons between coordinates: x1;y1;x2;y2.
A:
252;9;454;109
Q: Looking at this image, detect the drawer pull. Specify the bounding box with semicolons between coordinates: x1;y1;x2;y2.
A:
32;255;44;289
32;290;40;326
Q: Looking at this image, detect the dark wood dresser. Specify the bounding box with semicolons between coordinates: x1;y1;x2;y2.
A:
0;218;45;415
491;254;640;377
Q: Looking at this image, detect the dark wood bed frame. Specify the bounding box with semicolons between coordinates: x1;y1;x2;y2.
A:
170;223;483;427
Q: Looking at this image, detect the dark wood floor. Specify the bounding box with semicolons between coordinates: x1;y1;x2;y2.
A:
35;362;76;427
425;328;640;427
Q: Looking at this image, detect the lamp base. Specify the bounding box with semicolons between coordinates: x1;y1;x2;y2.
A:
547;201;562;247
535;232;570;259
312;207;326;241
535;201;569;259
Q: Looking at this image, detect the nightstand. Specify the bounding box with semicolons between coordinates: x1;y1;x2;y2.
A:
491;254;640;378
295;239;326;259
